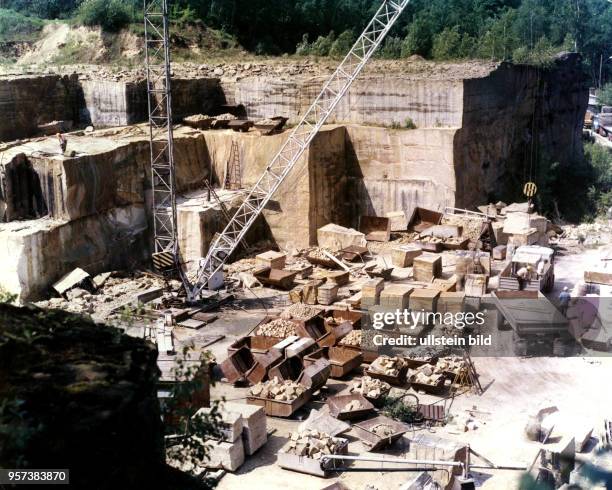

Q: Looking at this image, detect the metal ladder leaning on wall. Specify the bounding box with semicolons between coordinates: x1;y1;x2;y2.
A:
187;0;412;301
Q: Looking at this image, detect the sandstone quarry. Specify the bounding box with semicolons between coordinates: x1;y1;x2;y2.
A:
0;55;587;300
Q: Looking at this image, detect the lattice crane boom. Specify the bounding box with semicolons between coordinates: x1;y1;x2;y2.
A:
186;0;411;301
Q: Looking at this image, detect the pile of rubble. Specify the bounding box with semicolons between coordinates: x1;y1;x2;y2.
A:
342;399;365;411
284;429;344;459
256;319;297;337
369;356;406;377
339;330;361;347
216;113;238;121
410;364;444;386
370;423;395;437
280;303;320;320
250;377;306;401
324;315;348;326
436;356;467;375
350;376;391;399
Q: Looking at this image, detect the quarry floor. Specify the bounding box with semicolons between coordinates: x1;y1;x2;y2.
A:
26;233;612;489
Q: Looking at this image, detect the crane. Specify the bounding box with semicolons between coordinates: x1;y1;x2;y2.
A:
143;0;412;302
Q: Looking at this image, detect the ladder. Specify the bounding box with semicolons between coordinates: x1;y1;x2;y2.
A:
187;0;411;301
144;0;180;272
223;141;242;190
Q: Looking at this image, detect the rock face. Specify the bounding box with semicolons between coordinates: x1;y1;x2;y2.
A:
0;57;588;300
0;74;81;142
0;304;169;489
0;75;224;141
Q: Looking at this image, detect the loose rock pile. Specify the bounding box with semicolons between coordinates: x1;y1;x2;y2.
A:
370;423;395;437
306;248;341;260
370;356;406;377
280;303;320;320
339;330;361;346
284;429;344;459
343;399;365;411
257;319;297;337
436;356;466;375
325;316;347;326
215;113;238;121
410;364;444;386
250;377;306;402
350;376;391;399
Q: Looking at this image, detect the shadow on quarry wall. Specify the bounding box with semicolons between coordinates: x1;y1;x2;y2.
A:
0;153;48;221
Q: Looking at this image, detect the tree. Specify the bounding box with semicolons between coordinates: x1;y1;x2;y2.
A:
329;29;355;58
598;83;612;107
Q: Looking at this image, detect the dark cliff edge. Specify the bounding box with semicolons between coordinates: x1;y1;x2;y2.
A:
0;304;200;490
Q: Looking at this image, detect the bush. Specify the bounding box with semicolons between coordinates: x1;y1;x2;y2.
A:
329;30;355;59
598;83;612;107
378;36;402;59
401;19;432;58
0;8;44;42
431;26;463;60
77;0;131;32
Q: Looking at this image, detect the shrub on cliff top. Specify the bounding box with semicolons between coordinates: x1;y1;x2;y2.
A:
77;0;131;32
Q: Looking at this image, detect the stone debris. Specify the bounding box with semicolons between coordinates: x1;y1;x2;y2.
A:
280;303;319;320
255;118;278;125
284;429;344;459
250;377;306;402
256;319;297;337
343;400;364;411
370;355;406;377
436;356;467;375
339;330;361;346
306;247;342;261
350;376;391;399
216;113;238;121
410;364;444;386
325;315;347;326
370;423;395;437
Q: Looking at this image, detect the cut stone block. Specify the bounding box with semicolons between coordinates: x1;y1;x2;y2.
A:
413;254;442;282
204;437;245;472
317;223;366;251
380;284;413;309
256;250;287;270
385;210;408;231
392;245;423;268
361;278;385;307
194;406;243;443
224;401;268;456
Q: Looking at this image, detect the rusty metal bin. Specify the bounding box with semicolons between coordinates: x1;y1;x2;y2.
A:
359;216;391;242
220;346;259;384
366;364;408;387
408;207;443;233
227;335;283;356
277;437;349;476
247;387;312;417
253;267;298;290
298;357;331;392
353;415;411;451
327;394;375;421
304;346;362;379
295;316;335;347
268;356;303;383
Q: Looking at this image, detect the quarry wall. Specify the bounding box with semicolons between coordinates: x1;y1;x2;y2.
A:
0;56;588;300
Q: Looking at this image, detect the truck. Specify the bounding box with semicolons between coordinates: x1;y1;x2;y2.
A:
498;245;555;293
492;290;570;356
593;106;612;140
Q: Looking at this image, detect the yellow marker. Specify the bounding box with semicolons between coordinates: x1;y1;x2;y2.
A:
523;181;537;198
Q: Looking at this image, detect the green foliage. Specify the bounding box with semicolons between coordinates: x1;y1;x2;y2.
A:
584;142;612;216
380;394;421;424
377;36;402;59
0;8;44;42
329;29;355;59
404;117;417;129
432;26;473;60
77;0;132;32
296;31;336;57
598;83;612;107
401;18;432;58
0;287;17;305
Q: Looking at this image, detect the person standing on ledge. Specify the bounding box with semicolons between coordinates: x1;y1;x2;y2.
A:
559;286;571;316
57;133;67;155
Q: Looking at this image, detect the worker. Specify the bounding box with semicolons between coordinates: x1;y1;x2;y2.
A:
516;265;529;290
536;259;548;278
559;286;571;316
57;133;67;155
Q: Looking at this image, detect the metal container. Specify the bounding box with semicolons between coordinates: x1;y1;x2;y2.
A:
253;268;298;290
247;388;312;417
366;363;408;387
277;437;349;476
353;415;411;451
268;356;303;383
298;357;331;392
304;346;362;378
220;346;259;384
326;394;375;420
227;335;284;356
295;316;335;347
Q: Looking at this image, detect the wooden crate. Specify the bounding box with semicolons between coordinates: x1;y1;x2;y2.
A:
413;254;442;282
247;388;312;417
